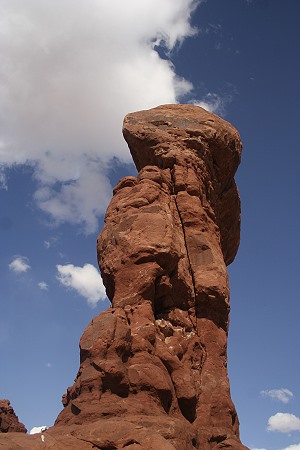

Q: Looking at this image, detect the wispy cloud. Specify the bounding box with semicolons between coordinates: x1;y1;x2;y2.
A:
9;256;31;273
0;170;7;190
267;413;300;433
56;263;106;308
38;281;48;291
44;241;51;249
44;236;59;249
0;0;201;233
193;92;225;115
261;388;294;404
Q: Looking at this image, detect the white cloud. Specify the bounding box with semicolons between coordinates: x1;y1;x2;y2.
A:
0;170;7;189
261;388;294;404
56;263;106;308
9;256;31;273
0;0;201;233
281;445;300;450
43;236;58;249
281;444;300;450
38;281;48;290
267;413;300;433
44;241;51;249
251;448;267;450
30;426;48;434
193;92;224;114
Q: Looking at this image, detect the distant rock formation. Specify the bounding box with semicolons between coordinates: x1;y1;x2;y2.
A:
0;399;27;433
0;105;249;449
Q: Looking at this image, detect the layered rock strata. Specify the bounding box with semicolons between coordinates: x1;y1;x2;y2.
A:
54;104;248;449
0;399;27;433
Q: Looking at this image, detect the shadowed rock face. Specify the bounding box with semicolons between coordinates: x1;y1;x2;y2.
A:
0;399;27;433
0;105;249;449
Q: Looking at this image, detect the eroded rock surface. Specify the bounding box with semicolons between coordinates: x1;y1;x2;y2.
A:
0;399;27;433
55;105;248;449
0;105;249;449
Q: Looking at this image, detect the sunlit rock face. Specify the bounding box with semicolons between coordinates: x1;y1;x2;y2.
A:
0;106;248;450
51;104;248;450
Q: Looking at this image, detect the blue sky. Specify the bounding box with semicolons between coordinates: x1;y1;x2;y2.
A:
0;1;299;449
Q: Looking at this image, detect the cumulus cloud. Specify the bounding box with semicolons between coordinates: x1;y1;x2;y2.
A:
281;445;300;450
38;281;48;290
261;388;294;404
251;448;267;450
9;256;31;273
56;263;106;307
267;413;300;433
30;426;48;434
0;0;201;232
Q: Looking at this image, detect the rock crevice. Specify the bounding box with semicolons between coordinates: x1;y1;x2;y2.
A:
171;167;198;335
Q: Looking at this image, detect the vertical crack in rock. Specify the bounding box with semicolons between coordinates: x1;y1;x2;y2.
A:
171;167;198;336
52;105;249;450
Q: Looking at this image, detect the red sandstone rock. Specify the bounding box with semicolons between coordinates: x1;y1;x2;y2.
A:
0;399;27;433
54;105;248;449
0;105;249;449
